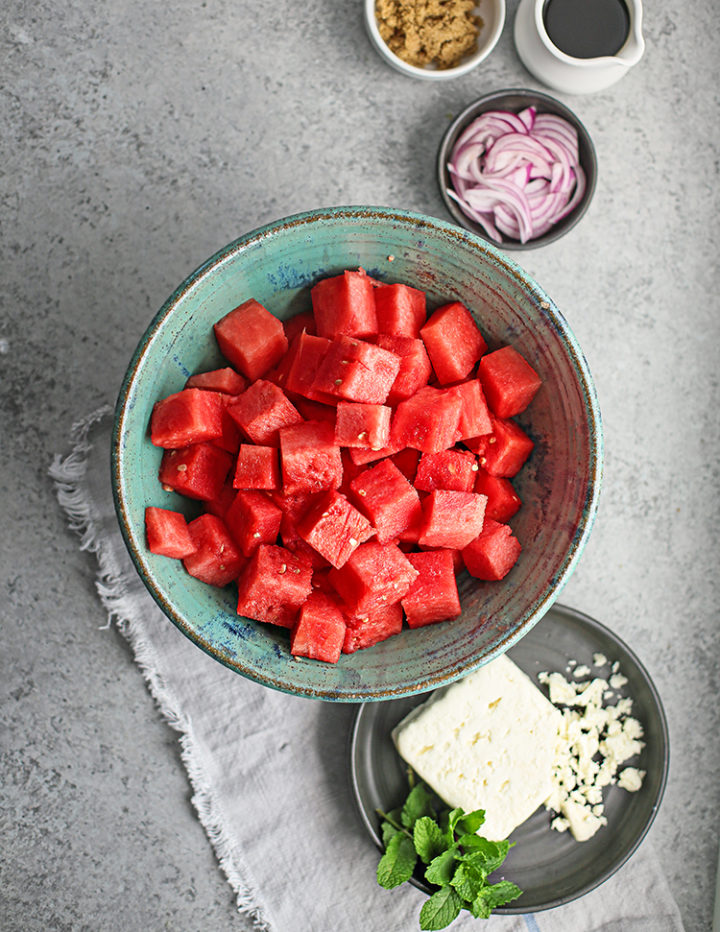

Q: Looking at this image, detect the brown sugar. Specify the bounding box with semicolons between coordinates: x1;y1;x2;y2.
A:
375;0;482;70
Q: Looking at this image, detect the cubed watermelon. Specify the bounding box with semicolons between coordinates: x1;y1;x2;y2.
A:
478;345;542;418
414;450;478;493
290;591;346;663
236;544;313;627
342;602;404;653
374;334;433;404
474;468;522;522
334;402;391;450
158;444;233;501
145;506;196;559
420;302;487;384
311;336;401;405
279;421;343;495
373;282;426;337
185;367;248;395
232;444;280;490
214;298;288;381
182;514;245;586
311;269;378;339
297;489;374;569
446;379;493;441
390;386;461;454
328;541;419;615
227;380;303;446
283;309;316;343
465;416;534;477
418;489;487;550
462;519;521;580
401;550;461;628
225;490;282;557
350;459;422;544
283;331;334;402
150;388;226;449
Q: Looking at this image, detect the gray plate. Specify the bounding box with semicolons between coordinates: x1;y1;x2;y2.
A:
349;603;669;913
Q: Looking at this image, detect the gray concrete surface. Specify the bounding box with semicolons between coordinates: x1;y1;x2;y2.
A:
2;0;718;929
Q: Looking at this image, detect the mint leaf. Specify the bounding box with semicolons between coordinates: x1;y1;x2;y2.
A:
381;819;401;848
458;836;510;876
469;894;493;920
413;817;446;865
419;886;463;931
456;808;485;835
449;860;483;904
377;832;417;889
425;844;458;887
478;880;523;909
401;782;436;830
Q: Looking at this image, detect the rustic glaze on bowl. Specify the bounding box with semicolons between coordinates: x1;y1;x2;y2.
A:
112;206;603;701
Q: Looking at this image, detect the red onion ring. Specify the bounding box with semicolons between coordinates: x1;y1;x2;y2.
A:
446;108;584;245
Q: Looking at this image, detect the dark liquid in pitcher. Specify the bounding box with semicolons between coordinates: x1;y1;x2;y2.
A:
542;0;630;59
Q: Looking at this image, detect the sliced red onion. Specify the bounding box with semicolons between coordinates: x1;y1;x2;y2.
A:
446;107;585;244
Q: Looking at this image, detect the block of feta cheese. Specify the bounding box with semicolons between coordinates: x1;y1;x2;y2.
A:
392;654;563;841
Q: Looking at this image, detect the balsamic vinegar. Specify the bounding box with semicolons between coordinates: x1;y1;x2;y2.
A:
542;0;630;59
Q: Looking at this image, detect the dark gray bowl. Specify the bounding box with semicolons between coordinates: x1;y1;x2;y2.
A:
437;88;598;250
349;603;669;912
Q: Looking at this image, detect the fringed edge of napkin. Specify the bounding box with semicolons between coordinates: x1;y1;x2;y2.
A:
49;406;271;931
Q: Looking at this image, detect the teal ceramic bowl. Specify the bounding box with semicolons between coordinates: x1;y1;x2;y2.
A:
112;206;603;702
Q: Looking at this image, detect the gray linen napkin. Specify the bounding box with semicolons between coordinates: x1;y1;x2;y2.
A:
50;408;685;932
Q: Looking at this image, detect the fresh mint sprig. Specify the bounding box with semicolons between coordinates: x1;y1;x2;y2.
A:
376;770;521;929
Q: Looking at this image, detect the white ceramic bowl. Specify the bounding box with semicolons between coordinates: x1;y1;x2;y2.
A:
364;0;506;80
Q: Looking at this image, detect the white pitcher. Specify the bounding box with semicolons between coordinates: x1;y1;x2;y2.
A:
514;0;645;94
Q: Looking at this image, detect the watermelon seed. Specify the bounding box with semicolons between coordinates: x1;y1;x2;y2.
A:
253;531;261;538
357;432;367;440
472;463;479;471
292;567;301;574
349;537;358;546
177;464;187;472
489;437;496;444
279;564;287;574
358;489;367;496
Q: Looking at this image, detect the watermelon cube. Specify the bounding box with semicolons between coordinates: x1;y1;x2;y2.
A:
182;514;245;587
350;459;422;544
158;443;233;501
150;388;226;449
290;592;347;663
328;541;419;615
418;489;487;550
283;331;334;402
185;367;248;395
279;421;343;495
342;602;404;653
474;468;522;522
401;550;461;628
420;302;487;384
311;269;378;339
227;380;303;446
373;282;426;337
236;544;313;627
283;309;316;343
311;336;401;405
232;444;280;490
390;386;461;454
478;345;542;418
445;379;493;441
374;334;433;404
297;489;374;569
334;402;391;450
225;490;282;557
414;450;478;493
145;506;196;559
214;298;288;380
462;519;522;580
465;416;534;477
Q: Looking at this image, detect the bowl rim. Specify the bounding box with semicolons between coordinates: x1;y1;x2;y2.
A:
111;205;604;701
437;87;598;249
363;0;506;81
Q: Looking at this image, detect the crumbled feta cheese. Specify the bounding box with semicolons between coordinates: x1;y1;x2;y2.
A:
538;657;646;842
618;767;646;792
